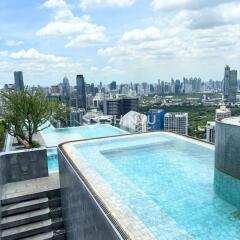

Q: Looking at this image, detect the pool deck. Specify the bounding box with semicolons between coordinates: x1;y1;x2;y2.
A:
1;172;59;201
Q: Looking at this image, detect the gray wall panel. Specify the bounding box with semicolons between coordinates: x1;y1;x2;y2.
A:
215;121;240;179
58;149;121;240
0;148;48;183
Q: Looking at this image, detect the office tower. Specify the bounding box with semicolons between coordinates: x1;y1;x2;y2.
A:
69;109;85;127
215;106;231;120
164;112;188;135
223;65;238;103
149;84;155;94
90;83;96;96
148;109;165;131
109;81;117;91
14;71;24;91
62;76;70;102
175;80;181;94
76;75;86;109
206;121;215;144
103;97;139;117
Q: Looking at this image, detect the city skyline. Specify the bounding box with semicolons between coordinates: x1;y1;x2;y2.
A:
1;0;240;85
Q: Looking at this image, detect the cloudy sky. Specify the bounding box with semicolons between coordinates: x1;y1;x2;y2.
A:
0;0;240;86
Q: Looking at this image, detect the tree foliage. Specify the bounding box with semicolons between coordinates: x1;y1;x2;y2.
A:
51;101;71;127
1;89;53;147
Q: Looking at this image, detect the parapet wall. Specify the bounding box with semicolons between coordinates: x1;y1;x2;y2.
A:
214;120;240;208
0;148;48;183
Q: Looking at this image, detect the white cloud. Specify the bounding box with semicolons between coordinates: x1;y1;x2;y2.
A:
37;0;108;48
10;48;67;62
0;51;9;57
172;3;240;29
151;0;239;11
5;40;24;47
79;0;136;10
98;23;240;63
42;0;67;9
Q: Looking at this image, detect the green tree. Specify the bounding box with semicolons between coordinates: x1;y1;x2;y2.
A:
1;89;53;147
52;102;71;127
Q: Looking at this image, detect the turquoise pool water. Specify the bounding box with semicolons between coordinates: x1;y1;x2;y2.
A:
47;148;58;172
41;124;127;147
72;133;240;240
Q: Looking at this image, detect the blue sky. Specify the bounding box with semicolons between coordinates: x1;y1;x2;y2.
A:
0;0;240;86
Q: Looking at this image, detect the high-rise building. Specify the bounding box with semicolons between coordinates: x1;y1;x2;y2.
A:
69;109;85;127
103;97;139;117
215;106;231;120
76;75;86;109
109;81;117;91
62;76;70;102
175;80;181;94
148;109;165;131
14;71;24;91
206;121;215;144
164;112;188;135
223;65;238;103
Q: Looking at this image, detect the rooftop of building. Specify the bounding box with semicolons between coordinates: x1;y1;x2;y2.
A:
221;117;240;126
216;106;231;113
164;112;188;117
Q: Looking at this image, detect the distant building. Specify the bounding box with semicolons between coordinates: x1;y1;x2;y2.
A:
148;109;164;131
120;111;147;133
76;75;87;109
206;121;215;144
4;84;15;91
50;85;61;94
223;65;237;103
14;71;24;91
164;112;188;135
62;76;70;102
109;81;117;91
69;109;85;127
103;97;139;117
215;106;231;120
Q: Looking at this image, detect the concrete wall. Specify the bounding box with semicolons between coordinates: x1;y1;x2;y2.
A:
214;121;240;208
58;149;121;240
215;121;240;179
0;148;48;183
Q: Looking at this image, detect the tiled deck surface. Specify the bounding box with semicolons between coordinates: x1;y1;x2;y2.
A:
1;173;59;201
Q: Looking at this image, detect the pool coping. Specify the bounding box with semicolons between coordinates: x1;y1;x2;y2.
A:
41;123;128;148
59;131;213;240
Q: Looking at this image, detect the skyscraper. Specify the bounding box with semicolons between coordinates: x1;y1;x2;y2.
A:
109;81;117;91
164;112;188;135
223;65;237;103
14;71;24;91
62;76;70;103
76;75;86;109
206;121;215;144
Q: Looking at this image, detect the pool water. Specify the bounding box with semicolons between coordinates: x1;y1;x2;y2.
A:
41;124;127;147
73;133;240;240
47;148;59;172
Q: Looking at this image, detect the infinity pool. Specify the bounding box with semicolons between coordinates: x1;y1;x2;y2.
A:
41;124;128;147
44;124;127;172
62;132;240;240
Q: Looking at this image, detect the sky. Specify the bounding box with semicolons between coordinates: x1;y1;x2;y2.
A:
0;0;240;86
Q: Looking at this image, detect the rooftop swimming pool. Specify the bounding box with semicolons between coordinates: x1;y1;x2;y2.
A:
61;132;240;240
41;124;128;147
